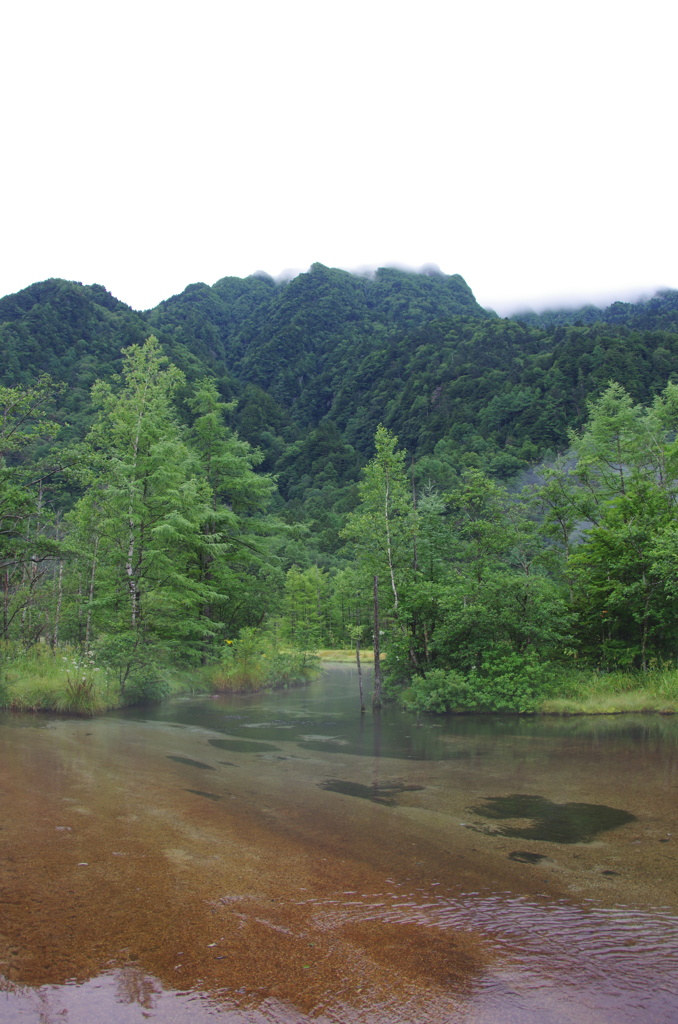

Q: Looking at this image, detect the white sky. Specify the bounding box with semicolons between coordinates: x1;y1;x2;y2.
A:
1;0;675;315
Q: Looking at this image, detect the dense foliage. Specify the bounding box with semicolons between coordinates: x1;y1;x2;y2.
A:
2;264;678;710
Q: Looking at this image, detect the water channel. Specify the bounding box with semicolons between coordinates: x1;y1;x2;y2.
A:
1;664;677;1023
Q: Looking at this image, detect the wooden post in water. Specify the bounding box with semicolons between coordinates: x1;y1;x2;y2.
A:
356;637;365;713
372;575;382;710
348;624;366;713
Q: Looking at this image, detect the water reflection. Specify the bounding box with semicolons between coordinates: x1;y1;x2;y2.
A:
4;885;676;1024
294;882;678;1024
208;737;280;753
116;666;678;766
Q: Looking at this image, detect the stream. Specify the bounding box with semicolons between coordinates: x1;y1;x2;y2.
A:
1;664;677;1022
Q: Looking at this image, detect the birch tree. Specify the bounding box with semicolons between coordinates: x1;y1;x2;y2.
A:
342;425;413;614
342;426;416;686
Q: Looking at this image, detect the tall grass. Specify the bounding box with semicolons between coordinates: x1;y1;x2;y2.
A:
209;628;320;693
0;642;119;715
0;634;321;715
540;666;678;714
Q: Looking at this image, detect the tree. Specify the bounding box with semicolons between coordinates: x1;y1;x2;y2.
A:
567;383;678;669
427;471;568;669
70;338;211;691
187;377;280;648
0;377;60;642
281;564;329;649
342;425;413;615
346;623;366;712
341;426;420;687
569;479;677;669
393;468;571;712
569;382;647;512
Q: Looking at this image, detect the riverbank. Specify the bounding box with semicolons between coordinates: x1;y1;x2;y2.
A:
316;647;376;663
2;644;677;716
0;643;320;715
539;666;678;714
324;653;678;716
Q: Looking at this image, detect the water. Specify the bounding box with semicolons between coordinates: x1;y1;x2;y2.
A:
1;664;677;1022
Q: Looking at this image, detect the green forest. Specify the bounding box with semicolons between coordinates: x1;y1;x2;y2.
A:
2;264;678;714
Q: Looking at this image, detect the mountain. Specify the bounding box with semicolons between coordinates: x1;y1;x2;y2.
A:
2;266;678;529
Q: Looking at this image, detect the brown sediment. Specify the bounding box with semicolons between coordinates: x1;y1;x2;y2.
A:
334;920;486;991
0;716;494;1016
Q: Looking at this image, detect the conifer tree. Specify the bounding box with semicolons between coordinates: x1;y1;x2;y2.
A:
187;377;280;645
70;338;210;690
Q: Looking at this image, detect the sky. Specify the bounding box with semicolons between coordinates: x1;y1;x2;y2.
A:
2;0;675;316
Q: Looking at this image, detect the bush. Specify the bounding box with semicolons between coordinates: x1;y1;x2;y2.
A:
401;668;470;713
402;648;552;714
122;666;170;705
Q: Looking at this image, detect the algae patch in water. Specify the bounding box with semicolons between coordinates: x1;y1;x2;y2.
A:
167;755;216;770
508;850;548;864
318;778;425;806
469;793;636;844
208;738;280;753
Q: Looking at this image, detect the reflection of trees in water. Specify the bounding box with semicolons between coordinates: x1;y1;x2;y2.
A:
115;966;160;1008
15;971;162;1023
35;988;57;1024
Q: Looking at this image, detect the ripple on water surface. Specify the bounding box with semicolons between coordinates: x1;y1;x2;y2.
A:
3;885;676;1024
291;882;678;1024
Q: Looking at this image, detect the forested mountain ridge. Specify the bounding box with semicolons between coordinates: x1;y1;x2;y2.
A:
147;263;492;428
513;288;678;332
3;265;678;477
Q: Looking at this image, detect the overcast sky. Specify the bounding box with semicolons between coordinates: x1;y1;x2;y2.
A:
2;1;675;315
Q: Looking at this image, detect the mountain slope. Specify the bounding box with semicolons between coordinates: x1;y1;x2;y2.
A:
2;269;678;483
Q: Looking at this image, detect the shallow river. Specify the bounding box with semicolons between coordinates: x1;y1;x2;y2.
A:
1;665;677;1023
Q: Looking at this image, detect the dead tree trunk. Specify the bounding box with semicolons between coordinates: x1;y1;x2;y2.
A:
372;575;382;710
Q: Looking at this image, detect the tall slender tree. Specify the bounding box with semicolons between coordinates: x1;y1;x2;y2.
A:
187;377;280;645
70;338;210;689
342;425;414;614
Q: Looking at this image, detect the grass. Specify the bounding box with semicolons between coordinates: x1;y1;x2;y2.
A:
316;648;377;663
0;642;219;714
208;647;321;693
539;666;678;714
0;643;120;715
0;640;322;715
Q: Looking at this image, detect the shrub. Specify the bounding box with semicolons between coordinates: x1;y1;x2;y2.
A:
401;669;470;713
122;666;170;705
402;648;552;714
